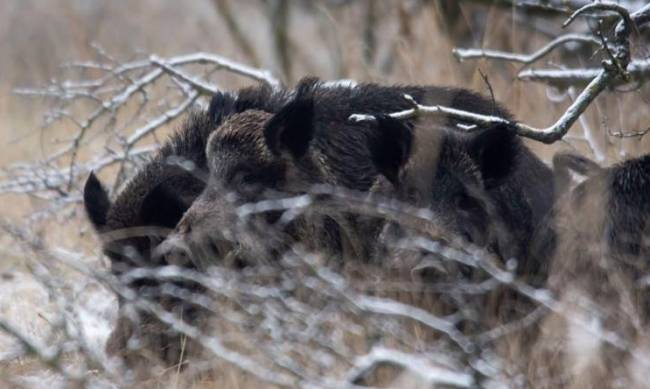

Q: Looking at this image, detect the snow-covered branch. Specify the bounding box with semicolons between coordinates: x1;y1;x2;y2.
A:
352;2;650;144
2;50;281;206
350;72;609;144
345;346;474;388
453;33;599;64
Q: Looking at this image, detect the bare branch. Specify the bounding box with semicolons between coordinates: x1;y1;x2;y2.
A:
563;2;633;29
353;295;474;353
350;71;610;144
126;91;199;146
0;146;155;196
345;346;474;388
517;59;650;87
149;55;220;95
453;34;600;65
356;2;650;144
451;0;593;15
608;126;650;138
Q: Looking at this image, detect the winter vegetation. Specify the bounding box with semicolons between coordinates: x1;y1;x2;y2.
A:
1;1;650;388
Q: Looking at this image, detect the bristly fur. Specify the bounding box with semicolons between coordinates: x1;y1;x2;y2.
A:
82;83;292;367
155;76;555;279
84;77;556;369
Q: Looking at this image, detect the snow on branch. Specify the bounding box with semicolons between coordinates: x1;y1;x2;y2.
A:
351;2;650;144
517;61;650;87
2;49;281;205
0;218;502;387
4;176;647;386
345;346;474;388
350;75;609;144
453;33;600;64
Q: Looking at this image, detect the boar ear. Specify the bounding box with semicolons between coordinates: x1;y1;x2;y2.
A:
83;172;111;230
264;78;318;158
208;91;237;124
469;125;517;187
370;115;413;186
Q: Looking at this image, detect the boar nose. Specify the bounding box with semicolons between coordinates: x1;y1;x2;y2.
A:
153;232;238;270
152;233;193;266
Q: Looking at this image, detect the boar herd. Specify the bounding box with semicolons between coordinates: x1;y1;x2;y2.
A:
83;78;650;379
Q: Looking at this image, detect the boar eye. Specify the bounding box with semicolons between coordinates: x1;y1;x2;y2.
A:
227;168;256;185
231;170;267;196
455;192;479;212
241;173;259;185
228;164;283;191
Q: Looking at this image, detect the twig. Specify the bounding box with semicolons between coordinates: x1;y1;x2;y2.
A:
562;2;633;29
353;2;650;144
453;34;600;65
149;56;220;95
126;91;199;146
353;295;474;353
517;60;650;87
344;346;474;388
608;126;650;138
478;68;497;115
350;73;610;144
476;306;547;345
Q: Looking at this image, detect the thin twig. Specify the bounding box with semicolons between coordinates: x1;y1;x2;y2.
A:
608;126;650;138
453;34;600;65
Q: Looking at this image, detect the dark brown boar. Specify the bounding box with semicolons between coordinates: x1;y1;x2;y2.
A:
154;77;554;270
367;110;555;283
83;85;292;368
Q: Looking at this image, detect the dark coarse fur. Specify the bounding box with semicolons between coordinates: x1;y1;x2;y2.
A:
288;79;557;350
84;86;295;276
285;79;530;191
302;79;554;271
528;154;650;388
369;95;554;277
83;85;293;368
365;96;556;340
157;78;554;272
85;77;555;368
155;80;557;357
